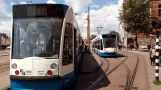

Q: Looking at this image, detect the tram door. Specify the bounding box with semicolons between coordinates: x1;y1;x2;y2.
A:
74;28;77;73
61;22;74;88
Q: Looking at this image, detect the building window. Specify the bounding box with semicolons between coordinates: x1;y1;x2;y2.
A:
158;4;161;16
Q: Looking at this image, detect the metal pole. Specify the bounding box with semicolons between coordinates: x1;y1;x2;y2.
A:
97;27;103;34
119;24;120;44
87;7;90;47
155;31;159;81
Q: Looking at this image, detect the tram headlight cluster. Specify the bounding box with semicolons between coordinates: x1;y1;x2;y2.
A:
50;63;57;69
12;63;17;69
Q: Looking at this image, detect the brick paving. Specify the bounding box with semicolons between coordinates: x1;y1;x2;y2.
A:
75;50;147;90
0;54;10;90
96;50;146;90
65;51;106;90
79;52;102;73
126;49;161;90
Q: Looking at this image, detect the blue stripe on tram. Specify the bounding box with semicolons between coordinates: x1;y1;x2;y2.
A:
10;72;75;90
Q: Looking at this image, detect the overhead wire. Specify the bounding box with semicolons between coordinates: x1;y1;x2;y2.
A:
11;0;31;4
12;0;19;4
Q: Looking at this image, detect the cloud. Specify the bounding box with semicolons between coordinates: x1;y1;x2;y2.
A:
91;4;99;8
47;0;56;4
0;0;12;37
75;0;124;39
20;1;27;4
64;0;92;13
10;2;15;6
0;0;124;40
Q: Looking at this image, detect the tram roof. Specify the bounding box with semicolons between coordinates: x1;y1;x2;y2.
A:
92;34;117;43
13;4;70;18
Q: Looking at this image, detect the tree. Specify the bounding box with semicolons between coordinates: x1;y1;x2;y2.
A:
90;34;97;40
119;0;151;45
109;30;121;43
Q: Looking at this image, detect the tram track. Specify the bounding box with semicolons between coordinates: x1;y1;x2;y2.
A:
0;54;10;57
86;57;110;90
87;51;140;90
0;51;10;57
0;67;10;73
124;55;139;90
0;64;10;73
117;52;139;90
86;54;128;90
0;51;9;54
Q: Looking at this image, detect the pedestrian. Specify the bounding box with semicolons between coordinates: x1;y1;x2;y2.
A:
136;44;139;50
151;46;155;65
130;44;133;51
147;45;151;52
149;46;152;63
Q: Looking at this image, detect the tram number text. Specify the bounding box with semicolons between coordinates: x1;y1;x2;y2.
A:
38;71;44;75
25;70;32;75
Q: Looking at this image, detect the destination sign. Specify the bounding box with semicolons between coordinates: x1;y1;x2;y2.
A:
102;34;117;38
13;4;69;18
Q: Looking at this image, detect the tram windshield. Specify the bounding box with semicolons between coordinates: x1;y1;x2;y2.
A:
103;38;116;48
12;18;63;59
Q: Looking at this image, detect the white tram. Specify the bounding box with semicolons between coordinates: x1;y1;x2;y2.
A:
10;4;84;90
92;34;117;57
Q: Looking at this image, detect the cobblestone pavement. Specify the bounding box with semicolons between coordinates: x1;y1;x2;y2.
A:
67;50;147;90
65;51;108;90
94;51;147;90
0;52;10;90
127;49;161;90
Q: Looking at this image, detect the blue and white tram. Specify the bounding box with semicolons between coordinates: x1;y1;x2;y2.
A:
92;34;117;57
10;4;83;90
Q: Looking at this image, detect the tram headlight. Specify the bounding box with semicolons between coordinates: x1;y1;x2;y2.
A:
12;63;17;69
50;63;57;69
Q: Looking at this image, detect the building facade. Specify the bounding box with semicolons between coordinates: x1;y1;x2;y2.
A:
0;33;10;50
122;0;161;48
151;0;161;20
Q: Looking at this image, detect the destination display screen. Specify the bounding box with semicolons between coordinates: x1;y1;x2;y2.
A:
102;34;116;38
13;4;69;18
26;6;48;17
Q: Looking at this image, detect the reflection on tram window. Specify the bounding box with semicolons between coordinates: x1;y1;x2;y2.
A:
103;38;116;48
12;18;63;59
62;22;73;66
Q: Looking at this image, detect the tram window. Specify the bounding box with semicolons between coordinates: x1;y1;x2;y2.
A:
103;38;116;48
97;40;99;49
97;40;100;49
62;22;73;66
100;40;103;50
12;18;62;59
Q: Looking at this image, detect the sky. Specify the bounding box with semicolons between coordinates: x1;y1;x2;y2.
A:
0;0;123;39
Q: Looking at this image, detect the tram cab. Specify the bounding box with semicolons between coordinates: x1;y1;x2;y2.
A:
10;4;77;90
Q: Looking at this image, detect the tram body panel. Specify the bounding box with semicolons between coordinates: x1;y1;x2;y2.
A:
32;59;59;76
58;7;75;88
11;59;33;76
59;7;74;77
10;4;82;90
